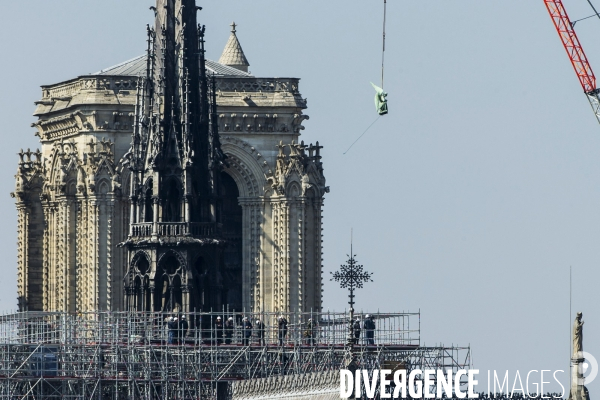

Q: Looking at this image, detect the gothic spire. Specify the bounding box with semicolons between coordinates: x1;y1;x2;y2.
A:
123;0;229;315
126;0;223;224
126;0;217;173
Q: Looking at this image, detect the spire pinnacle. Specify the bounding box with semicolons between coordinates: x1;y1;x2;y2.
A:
219;22;250;72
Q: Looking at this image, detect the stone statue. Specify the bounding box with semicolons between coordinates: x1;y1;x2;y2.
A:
371;82;388;116
568;312;590;400
573;312;584;356
161;277;169;311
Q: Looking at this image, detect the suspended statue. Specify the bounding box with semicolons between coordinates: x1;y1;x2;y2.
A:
343;0;389;155
371;83;388;116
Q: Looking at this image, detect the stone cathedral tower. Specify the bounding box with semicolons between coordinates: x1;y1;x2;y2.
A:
13;1;327;314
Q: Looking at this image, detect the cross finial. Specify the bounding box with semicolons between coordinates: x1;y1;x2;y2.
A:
330;233;373;310
230;21;237;34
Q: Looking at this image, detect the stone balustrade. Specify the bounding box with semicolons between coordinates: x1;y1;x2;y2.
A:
131;223;153;237
130;222;219;238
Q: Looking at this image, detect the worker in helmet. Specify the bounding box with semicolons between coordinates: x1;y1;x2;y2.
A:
214;316;224;345
179;315;188;342
364;314;375;345
167;316;177;345
278;315;288;346
304;318;316;346
353;317;361;345
242;317;252;346
255;319;266;346
224;317;234;344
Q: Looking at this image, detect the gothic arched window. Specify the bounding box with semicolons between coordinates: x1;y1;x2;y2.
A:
162;179;181;222
136;256;149;275
144;179;154;223
134;277;142;312
219;172;243;311
153;253;182;312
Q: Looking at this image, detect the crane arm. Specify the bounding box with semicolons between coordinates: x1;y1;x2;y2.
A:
543;0;600;124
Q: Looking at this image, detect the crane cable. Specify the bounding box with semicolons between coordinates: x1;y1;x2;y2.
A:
572;0;600;26
343;0;387;155
585;0;600;21
382;0;387;89
342;117;381;155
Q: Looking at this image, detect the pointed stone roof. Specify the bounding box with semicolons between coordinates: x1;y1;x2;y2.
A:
218;22;250;72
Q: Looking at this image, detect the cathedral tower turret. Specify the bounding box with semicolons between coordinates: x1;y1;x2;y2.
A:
218;22;250;73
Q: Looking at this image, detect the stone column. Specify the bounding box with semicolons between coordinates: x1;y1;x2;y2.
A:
152;197;159;236
107;198;115;310
149;284;156;312
272;201;285;312
129;195;136;235
182;285;190;313
125;287;133;312
298;198;306;313
93;200;99;312
42;203;51;311
283;201;290;312
87;199;95;311
240;199;262;312
313;198;324;311
75;196;84;311
570;354;589;400
58;199;68;311
240;200;252;311
16;204;27;310
251;202;261;312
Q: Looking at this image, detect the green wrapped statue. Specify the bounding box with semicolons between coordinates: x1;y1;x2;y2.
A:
371;82;388;116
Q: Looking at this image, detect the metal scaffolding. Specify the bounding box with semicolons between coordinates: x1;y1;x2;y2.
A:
0;311;470;399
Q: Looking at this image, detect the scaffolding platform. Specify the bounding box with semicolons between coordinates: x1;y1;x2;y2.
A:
0;311;470;399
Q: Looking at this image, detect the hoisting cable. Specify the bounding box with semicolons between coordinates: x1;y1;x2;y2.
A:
572;0;600;26
373;0;389;116
585;0;600;21
382;0;387;89
343;116;381;155
344;0;387;155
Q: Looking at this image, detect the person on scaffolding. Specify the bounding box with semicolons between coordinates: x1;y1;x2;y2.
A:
304;318;317;346
179;315;188;342
174;315;182;344
255;319;266;346
353;317;361;345
214;316;224;345
167;315;178;345
364;314;376;345
224;317;234;345
242;317;252;346
278;315;288;346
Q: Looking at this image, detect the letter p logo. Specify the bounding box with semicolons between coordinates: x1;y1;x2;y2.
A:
575;352;598;385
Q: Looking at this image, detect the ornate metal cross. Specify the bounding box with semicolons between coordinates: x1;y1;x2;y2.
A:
330;244;372;311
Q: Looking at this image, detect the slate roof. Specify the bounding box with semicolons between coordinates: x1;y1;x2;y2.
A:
92;55;252;77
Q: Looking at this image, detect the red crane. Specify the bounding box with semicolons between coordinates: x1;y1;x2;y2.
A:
543;0;600;123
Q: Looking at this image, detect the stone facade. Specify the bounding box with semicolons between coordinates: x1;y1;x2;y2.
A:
13;9;327;314
232;371;340;400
